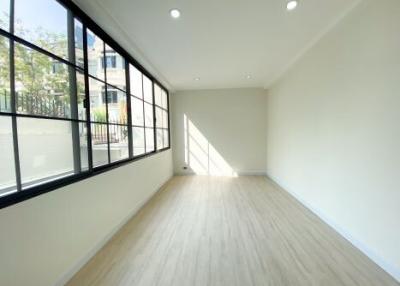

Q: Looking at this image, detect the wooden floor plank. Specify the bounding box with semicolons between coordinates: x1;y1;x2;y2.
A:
67;176;399;286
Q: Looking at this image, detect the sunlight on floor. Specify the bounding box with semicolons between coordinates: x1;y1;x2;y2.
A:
184;114;237;177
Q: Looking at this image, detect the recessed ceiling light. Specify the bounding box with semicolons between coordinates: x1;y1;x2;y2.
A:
170;9;181;19
286;0;298;11
246;75;252;79
194;77;200;81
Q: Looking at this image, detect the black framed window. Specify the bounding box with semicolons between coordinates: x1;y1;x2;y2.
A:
0;0;170;209
129;64;148;156
88;30;129;166
154;83;170;150
143;74;155;153
1;0;88;194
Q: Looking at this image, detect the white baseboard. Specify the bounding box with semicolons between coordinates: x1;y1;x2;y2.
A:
174;170;267;176
266;174;400;283
236;170;267;176
54;175;173;286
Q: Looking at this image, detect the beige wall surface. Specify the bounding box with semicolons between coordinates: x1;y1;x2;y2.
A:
0;150;173;286
172;88;267;176
266;0;400;281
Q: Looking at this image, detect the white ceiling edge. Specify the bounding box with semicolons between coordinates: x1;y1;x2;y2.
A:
72;0;173;91
172;86;268;93
263;0;363;90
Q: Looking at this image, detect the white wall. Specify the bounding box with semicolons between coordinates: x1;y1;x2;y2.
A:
0;150;173;286
266;0;400;281
172;88;267;175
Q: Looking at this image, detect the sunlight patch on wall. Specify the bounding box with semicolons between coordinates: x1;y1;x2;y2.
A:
184;114;237;177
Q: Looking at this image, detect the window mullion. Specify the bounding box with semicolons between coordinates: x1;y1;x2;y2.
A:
82;25;93;171
167;90;171;148
67;11;82;174
126;61;133;158
152;82;157;151
141;74;146;153
103;42;111;163
9;0;22;191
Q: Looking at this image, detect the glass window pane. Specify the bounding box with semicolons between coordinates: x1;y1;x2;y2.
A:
154;83;162;106
109;124;128;162
89;77;106;122
15;0;68;60
87;29;104;80
143;75;152;103
0;115;16;196
107;86;127;124
79;122;89;171
131;97;144;126
161;89;168;109
132;127;144;156
0;0;9;32
18;118;74;189
144;102;153;127
76;71;86;120
0;35;10;113
15;45;68;117
162;110;169;129
15;43;73;119
105;44;125;90
74;19;84;69
91;123;108;167
155;107;163;128
163;129;169;148
156;128;163;150
145;128;154;152
129;64;142;98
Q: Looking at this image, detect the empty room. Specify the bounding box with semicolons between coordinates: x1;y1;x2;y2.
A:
0;0;399;285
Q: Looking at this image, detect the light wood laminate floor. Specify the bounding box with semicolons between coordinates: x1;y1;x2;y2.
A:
67;176;399;286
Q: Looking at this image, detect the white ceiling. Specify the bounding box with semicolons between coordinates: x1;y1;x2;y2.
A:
73;0;360;91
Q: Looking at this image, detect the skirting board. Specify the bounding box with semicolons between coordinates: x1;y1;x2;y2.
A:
266;174;400;283
174;170;267;176
53;175;173;286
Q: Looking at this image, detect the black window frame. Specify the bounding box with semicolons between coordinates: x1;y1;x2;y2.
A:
154;83;170;150
0;0;171;209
